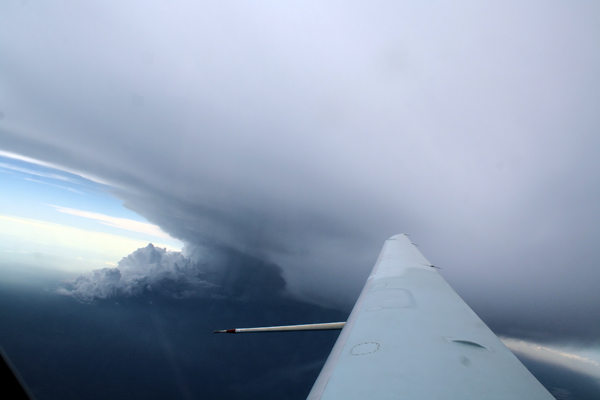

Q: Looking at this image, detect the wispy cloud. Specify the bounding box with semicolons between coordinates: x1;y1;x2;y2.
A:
0;162;75;183
49;205;172;240
24;178;85;194
0;150;111;186
0;214;178;253
0;150;66;172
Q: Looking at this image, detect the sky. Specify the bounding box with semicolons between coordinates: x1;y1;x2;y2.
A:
1;0;600;398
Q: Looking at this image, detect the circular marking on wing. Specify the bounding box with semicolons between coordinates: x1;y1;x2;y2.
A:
350;342;380;355
365;306;384;312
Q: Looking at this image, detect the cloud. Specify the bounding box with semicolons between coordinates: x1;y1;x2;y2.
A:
0;149;112;186
0;214;180;271
58;244;212;301
1;1;600;346
24;178;85;194
49;205;173;240
0;161;76;183
58;243;286;301
502;337;600;380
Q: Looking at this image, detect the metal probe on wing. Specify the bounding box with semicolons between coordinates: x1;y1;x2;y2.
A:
214;322;346;334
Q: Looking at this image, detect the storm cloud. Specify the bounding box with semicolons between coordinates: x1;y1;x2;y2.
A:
1;0;600;351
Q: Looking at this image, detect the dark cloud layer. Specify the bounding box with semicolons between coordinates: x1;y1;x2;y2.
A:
1;0;600;354
515;354;600;400
0;280;347;400
2;276;599;400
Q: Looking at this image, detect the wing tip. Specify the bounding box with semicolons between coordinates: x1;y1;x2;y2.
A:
388;233;410;240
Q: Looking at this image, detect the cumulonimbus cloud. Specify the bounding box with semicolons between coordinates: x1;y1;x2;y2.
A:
2;0;599;347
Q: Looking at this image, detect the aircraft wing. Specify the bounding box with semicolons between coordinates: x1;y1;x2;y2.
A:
307;234;554;399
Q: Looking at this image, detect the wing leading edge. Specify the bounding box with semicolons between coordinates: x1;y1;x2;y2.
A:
307;234;554;399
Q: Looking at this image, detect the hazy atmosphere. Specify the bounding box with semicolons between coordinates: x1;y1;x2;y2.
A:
1;1;599;399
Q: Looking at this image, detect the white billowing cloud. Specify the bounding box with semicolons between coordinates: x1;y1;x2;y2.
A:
57;243;288;301
50;205;173;240
58;244;213;301
59;267;123;300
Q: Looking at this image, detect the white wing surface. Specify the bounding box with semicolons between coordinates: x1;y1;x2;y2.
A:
307;234;554;399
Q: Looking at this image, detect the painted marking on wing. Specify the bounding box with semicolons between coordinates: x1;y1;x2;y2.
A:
350;342;380;356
